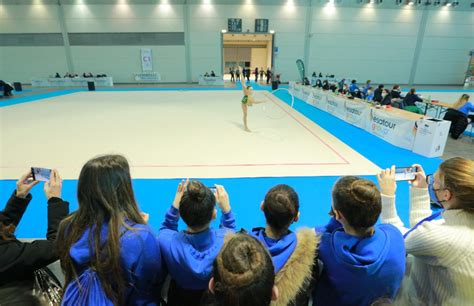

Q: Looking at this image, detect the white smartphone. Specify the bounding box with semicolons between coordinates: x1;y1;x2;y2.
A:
395;167;416;181
31;167;52;181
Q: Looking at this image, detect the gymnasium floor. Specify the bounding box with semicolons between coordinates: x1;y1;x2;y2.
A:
1;83;471;238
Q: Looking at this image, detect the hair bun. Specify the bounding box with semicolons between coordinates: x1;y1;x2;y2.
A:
350;180;380;203
187;181;207;202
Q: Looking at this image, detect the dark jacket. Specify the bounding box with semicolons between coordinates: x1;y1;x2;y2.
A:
0;192;69;300
381;94;392;106
443;108;469;139
390;90;403;100
251;228;320;306
373;88;384;102
403;93;423;107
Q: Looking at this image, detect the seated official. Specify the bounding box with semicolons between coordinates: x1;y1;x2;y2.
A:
390;85;404;101
373;84;384;102
454;94;474;122
443;94;474;139
403;88;423;114
349;80;359;93
362;80;372;97
381;89;392;106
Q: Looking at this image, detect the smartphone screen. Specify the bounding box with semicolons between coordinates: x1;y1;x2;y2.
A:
395;167;416;181
31;167;52;181
208;186;217;193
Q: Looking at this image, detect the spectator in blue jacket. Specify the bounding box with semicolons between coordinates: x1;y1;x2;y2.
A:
251;184;320;306
159;180;235;306
58;155;162;305
453;94;474;122
362;80;372;97
349;80;359;94
313;176;406;306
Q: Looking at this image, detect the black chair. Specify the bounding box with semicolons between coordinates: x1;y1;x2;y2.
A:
443;108;468;139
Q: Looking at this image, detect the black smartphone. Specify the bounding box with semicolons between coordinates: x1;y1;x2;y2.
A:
31;167;52;182
395;167;416;181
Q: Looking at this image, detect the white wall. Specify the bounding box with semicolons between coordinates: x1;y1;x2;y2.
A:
63;4;186;83
1;2;472;85
0;5;68;83
309;6;421;85
71;46;186;83
415;10;474;84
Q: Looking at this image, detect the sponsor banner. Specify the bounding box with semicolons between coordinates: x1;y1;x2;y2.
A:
141;48;153;72
345;100;370;129
301;86;312;101
292;84;305;100
326;95;346;120
309;88;327;109
367;109;417;149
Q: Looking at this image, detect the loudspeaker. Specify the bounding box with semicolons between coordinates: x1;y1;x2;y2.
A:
13;82;22;92
272;81;279;90
87;81;95;91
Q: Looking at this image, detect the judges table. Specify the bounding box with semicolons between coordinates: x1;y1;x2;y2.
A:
198;75;224;86
31;77;114;87
289;82;451;157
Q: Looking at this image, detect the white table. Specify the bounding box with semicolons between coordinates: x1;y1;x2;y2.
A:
289;82;450;157
31;77;114;87
198;75;224;86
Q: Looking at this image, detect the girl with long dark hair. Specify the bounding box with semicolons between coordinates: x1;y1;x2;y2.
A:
58;155;162;305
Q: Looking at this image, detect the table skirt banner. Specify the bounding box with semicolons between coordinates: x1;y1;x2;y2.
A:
367;109;417;150
289;83;423;152
310;88;327;109
326;95;347;120
345;99;371;129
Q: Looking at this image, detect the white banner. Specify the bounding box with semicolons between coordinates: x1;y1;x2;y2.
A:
326;95;347;120
366;109;417;150
345;99;371;129
309;88;327;109
141;48;153;72
287;82;449;154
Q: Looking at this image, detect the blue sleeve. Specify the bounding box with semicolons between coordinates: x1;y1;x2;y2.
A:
121;228;163;302
468;102;474;112
159;206;179;232
219;211;236;231
315;217;342;234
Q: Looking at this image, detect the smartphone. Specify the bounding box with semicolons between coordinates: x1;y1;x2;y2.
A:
31;167;52;182
208;186;217;193
395;167;416;181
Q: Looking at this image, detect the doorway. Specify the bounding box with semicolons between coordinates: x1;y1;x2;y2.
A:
222;33;274;83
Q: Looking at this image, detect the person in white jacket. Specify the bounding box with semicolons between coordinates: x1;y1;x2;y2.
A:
376;157;474;306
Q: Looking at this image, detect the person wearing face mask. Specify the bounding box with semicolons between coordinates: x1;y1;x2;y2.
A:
377;158;474;306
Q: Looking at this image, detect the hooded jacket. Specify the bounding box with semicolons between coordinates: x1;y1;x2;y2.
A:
158;206;236;305
62;220;162;305
313;218;405;306
251;227;320;306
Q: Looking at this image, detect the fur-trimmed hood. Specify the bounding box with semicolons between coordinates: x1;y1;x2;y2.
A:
272;228;320;306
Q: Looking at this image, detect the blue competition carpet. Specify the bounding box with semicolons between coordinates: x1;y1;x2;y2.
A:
0;83;443;238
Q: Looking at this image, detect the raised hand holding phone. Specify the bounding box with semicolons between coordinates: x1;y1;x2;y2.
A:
377;166;397;196
16;171;40;199
410;164;428;189
44;169;62;200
